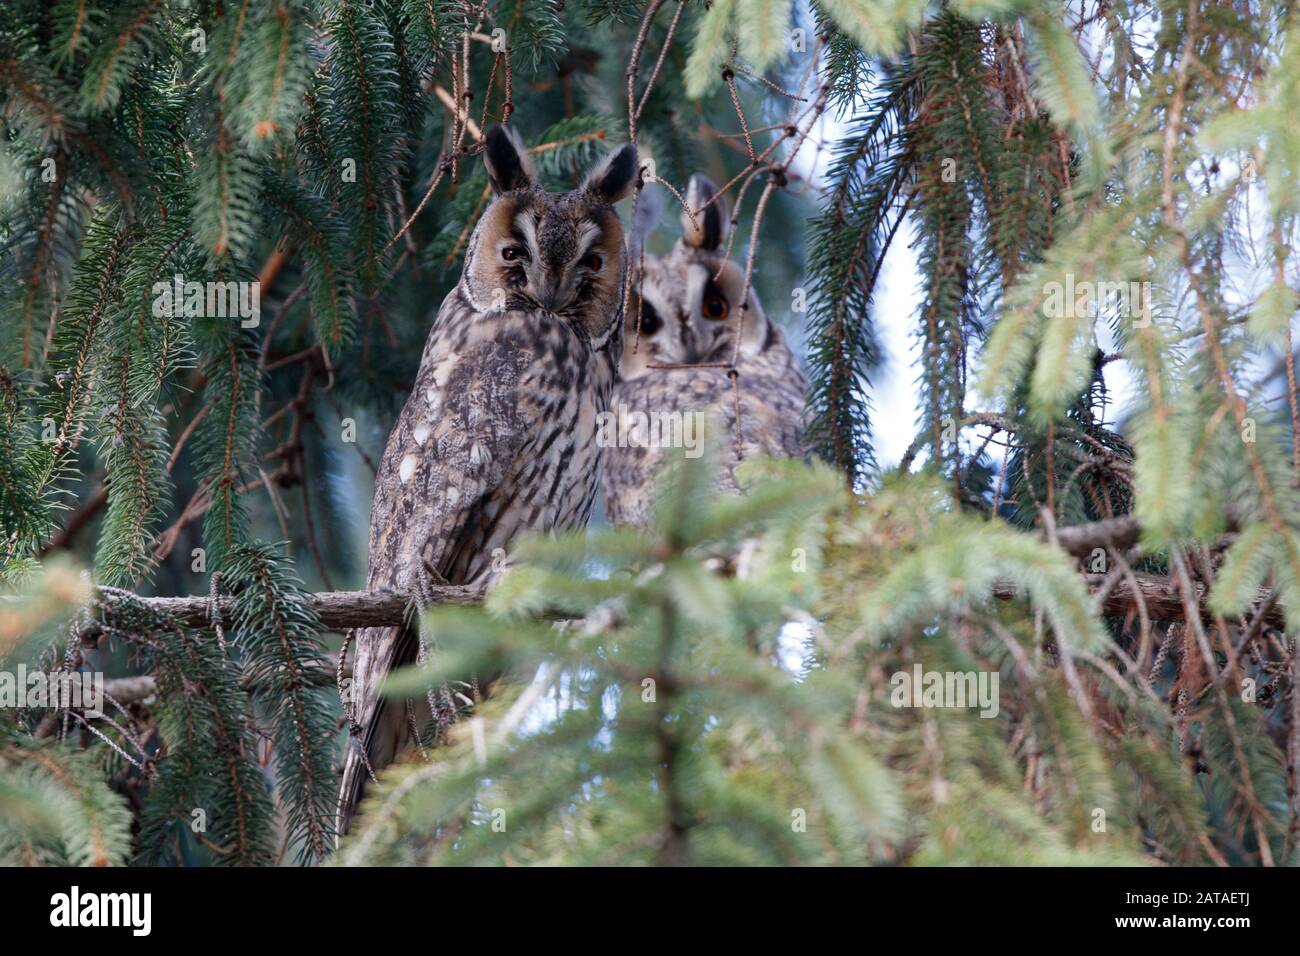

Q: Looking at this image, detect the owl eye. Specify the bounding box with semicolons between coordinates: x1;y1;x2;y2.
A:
502;245;528;263
580;252;604;272
702;293;730;321
636;303;662;335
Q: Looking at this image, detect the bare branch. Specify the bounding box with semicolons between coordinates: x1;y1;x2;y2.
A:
83;585;483;642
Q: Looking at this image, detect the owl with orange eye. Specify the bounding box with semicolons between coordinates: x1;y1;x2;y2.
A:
602;175;808;528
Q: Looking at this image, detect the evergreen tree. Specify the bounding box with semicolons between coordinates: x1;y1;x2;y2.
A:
0;0;1298;867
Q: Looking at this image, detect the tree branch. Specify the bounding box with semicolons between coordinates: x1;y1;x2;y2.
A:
1051;515;1142;557
994;572;1283;630
77;543;1282;654
83;585;485;643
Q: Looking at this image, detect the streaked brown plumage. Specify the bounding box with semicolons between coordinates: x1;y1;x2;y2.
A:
338;126;637;837
603;175;807;527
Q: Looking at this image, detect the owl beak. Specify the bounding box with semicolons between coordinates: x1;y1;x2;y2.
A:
539;278;563;313
679;317;699;363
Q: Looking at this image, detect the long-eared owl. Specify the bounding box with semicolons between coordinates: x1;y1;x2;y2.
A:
603;174;808;528
338;126;638;836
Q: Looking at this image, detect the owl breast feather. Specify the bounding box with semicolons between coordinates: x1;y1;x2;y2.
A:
367;306;618;590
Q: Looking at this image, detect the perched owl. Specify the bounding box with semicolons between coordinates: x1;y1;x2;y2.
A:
338;126;637;836
603;175;808;527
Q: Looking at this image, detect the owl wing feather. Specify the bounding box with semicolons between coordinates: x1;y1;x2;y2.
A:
338;301;544;837
603;371;669;527
603;344;809;528
737;357;809;464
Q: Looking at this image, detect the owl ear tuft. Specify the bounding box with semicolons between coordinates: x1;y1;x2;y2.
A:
483;125;536;194
582;143;638;204
681;174;728;251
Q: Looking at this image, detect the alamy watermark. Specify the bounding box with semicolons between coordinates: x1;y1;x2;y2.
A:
0;665;104;717
50;886;151;936
1042;274;1152;326
152;274;261;327
596;403;704;458
890;664;999;718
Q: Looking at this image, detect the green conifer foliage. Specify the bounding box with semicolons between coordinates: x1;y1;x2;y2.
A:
0;0;1297;868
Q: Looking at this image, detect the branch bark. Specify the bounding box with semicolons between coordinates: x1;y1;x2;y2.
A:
87;571;1278;715
1050;515;1142;557
103;658;353;703
107;586;484;633
81;557;1281;649
77;560;1283;709
994;572;1283;630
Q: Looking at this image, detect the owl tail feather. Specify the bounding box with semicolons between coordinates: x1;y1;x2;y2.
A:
335;623;422;844
335;694;410;842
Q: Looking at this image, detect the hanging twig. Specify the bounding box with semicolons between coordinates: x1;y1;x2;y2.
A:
626;0;669;145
